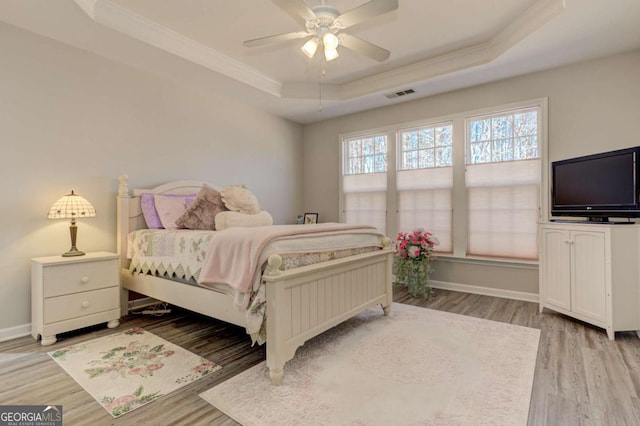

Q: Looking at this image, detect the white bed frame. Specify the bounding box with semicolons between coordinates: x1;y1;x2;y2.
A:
116;175;394;385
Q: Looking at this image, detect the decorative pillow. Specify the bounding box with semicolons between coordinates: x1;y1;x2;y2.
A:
153;194;193;229
215;210;273;230
221;185;261;214
175;184;227;230
140;193;196;229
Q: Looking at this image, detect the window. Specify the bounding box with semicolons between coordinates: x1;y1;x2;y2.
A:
466;108;540;260
339;99;545;263
397;123;453;252
342;134;388;234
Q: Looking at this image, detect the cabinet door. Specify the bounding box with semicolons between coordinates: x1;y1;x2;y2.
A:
571;230;607;323
540;228;572;311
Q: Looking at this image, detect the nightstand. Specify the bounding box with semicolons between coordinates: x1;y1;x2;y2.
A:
31;251;120;345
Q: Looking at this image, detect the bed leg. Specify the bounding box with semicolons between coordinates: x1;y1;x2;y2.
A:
383;304;391;316
269;367;284;386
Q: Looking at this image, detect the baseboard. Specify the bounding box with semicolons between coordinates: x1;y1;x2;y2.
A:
431;280;540;303
0;323;32;343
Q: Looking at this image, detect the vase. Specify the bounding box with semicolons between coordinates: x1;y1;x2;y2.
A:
400;259;431;299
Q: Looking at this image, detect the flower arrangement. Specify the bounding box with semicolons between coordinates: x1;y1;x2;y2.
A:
394;229;438;298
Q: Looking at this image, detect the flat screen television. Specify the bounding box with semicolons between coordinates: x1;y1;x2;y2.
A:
551;146;640;222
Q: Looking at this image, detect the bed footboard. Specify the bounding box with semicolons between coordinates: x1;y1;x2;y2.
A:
263;248;393;385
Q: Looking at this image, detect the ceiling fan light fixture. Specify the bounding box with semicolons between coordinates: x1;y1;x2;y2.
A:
324;47;339;61
322;32;339;50
301;37;319;58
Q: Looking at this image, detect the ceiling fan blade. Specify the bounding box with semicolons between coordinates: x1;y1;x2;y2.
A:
243;31;310;48
336;0;398;29
339;33;390;62
271;0;317;24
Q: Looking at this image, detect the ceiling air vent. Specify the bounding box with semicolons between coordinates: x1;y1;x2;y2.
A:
385;88;416;99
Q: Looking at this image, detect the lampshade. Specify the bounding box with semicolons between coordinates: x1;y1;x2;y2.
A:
48;190;96;219
48;190;96;257
324;47;339;61
322;32;339;50
301;31;340;62
301;37;319;58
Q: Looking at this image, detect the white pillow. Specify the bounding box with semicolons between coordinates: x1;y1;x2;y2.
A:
221;185;261;214
215;210;273;230
154;194;189;229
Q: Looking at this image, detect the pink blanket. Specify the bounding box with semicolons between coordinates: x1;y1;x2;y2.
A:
197;223;382;294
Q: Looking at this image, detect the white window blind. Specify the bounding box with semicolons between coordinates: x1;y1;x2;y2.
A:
397;123;453;252
342;135;388;234
397;167;453;252
466;108;540;260
343;173;387;233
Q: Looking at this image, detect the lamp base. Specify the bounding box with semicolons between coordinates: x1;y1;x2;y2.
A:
63;222;85;257
62;247;85;257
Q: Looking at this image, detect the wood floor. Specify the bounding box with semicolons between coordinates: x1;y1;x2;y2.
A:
2;288;640;425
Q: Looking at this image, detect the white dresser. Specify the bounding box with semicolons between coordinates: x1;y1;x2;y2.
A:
31;251;120;345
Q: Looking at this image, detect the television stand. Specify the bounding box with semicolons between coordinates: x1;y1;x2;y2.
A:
539;222;640;340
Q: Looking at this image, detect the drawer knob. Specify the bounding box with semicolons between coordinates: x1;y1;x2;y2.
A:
81;301;90;308
80;276;89;284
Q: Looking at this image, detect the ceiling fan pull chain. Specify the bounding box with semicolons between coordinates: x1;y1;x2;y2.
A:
318;65;326;112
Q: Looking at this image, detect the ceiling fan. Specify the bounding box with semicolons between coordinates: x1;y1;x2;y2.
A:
243;0;398;62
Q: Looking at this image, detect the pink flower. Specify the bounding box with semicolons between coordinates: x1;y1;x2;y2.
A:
108;395;135;409
408;246;421;258
194;361;215;373
146;363;164;371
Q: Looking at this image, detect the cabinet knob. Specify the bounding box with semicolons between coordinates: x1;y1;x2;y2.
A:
80;276;89;284
81;301;90;308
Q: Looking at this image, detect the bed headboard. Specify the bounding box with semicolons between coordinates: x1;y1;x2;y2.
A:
116;174;222;267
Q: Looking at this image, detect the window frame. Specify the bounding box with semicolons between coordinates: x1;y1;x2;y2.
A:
338;97;548;265
397;121;454;171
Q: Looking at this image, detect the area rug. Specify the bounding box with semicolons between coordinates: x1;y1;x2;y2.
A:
200;303;540;425
49;327;221;417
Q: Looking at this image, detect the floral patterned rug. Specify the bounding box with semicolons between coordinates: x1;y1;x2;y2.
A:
200;303;540;425
49;327;221;417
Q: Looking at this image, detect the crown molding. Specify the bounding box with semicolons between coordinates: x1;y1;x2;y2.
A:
74;0;564;101
73;0;282;97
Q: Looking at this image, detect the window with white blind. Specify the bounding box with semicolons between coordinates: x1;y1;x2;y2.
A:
397;123;453;252
339;98;546;264
466;107;540;260
342;134;388;234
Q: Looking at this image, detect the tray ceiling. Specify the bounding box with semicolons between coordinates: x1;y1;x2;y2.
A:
2;0;640;123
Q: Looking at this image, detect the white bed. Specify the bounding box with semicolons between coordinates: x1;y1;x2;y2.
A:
116;175;394;385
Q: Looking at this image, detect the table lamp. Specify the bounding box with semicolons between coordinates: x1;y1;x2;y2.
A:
48;190;96;257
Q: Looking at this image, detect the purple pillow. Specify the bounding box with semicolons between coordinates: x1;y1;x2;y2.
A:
140;193;196;229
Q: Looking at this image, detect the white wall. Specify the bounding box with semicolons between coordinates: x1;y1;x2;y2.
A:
303;49;640;295
0;23;303;335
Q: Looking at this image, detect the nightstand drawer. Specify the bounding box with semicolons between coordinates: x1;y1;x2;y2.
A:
44;287;119;323
43;258;118;298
